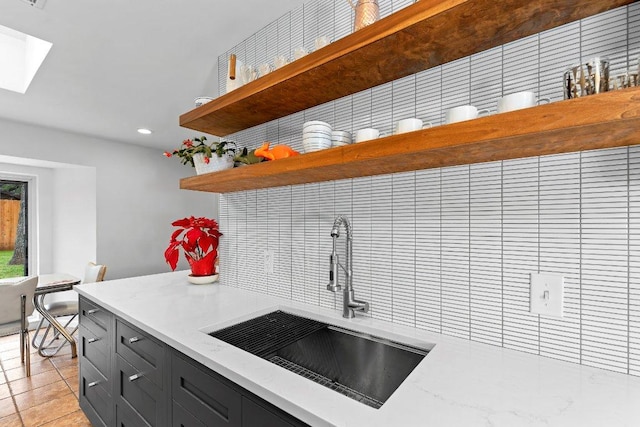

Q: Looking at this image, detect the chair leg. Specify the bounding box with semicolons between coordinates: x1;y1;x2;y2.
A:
31;317;46;348
20;294;31;377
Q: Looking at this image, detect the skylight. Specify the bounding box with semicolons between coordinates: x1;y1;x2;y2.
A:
0;24;52;94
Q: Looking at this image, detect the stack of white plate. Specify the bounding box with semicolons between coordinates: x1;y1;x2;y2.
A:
303;121;332;153
331;130;352;147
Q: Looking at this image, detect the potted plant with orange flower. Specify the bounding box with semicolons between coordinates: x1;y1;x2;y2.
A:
164;136;236;175
165;216;222;284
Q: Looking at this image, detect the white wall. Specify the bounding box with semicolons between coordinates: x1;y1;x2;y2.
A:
51;166;96;279
0;117;217;280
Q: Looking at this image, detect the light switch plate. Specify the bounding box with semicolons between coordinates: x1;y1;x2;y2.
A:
530;273;564;318
263;250;274;274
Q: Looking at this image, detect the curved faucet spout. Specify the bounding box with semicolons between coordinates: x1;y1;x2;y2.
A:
326;216;369;318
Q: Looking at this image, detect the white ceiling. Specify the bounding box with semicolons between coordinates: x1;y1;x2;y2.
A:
0;0;307;150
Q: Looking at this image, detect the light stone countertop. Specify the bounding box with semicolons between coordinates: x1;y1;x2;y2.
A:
75;271;640;427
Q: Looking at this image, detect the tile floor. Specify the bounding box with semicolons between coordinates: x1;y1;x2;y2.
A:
0;331;89;427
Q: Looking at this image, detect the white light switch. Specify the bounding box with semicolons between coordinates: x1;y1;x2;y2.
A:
263;250;274;274
530;273;564;318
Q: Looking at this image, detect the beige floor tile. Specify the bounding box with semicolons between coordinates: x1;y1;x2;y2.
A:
0;346;38;363
57;364;78;381
39;409;91;427
19;392;79;427
67;380;80;397
0;396;17;419
4;359;55;382
13;380;72;412
0;413;22;427
8;369;62;396
49;355;77;370
0;383;10;400
0;352;47;371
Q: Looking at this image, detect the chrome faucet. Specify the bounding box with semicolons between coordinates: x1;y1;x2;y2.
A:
327;215;369;318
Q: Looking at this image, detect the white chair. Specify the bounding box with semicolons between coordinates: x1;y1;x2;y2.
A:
0;276;39;376
32;263;106;354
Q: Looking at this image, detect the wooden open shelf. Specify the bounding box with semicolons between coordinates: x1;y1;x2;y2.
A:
180;88;640;193
179;0;634;137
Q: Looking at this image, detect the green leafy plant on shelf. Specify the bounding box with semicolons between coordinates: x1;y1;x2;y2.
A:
164;136;236;167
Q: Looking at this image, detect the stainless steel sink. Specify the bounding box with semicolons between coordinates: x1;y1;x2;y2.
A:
209;311;431;408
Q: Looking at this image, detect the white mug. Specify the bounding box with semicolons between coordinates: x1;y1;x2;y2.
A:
497;91;551;113
395;118;433;134
315;36;331;50
293;47;308;60
239;64;257;84
274;55;289;69
355;128;380;142
258;63;272;77
446;106;490;124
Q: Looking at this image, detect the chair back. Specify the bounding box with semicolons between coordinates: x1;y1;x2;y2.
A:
83;262;107;284
0;277;38;325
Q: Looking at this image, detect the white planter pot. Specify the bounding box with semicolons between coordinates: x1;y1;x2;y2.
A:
193;153;234;175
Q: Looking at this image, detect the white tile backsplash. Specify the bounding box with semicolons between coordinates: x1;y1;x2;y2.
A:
217;4;640;376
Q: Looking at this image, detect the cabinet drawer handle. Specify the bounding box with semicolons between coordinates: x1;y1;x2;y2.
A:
87;337;99;343
87;309;99;315
128;336;140;344
128;373;143;382
88;381;99;388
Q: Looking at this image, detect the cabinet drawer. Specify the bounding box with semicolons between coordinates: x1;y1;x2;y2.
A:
242;397;296;427
173;401;206;427
79;325;109;377
79;298;111;333
80;360;111;426
171;353;241;427
116;400;151;427
116;319;164;388
116;354;164;427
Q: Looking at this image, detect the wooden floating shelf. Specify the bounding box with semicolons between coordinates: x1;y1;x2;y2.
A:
180;88;640;194
179;0;634;137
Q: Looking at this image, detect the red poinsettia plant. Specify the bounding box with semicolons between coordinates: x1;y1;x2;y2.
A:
164;216;222;276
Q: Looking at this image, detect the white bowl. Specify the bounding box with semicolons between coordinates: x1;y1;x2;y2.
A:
331;130;351;138
303;120;331;128
331;135;352;143
303;130;332;138
303;136;331;144
303;126;332;135
332;141;350;147
303;139;332;153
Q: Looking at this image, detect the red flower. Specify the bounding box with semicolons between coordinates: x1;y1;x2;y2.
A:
183;139;193;148
204;156;210;164
164;216;222;275
163;151;172;158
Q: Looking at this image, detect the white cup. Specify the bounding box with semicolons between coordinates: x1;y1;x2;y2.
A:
258;63;272;77
315;36;331;50
355;128;380;142
194;97;213;107
446;106;490;124
239;64;257;84
497;91;551;113
293;47;308;60
274;55;289;69
395;118;433;134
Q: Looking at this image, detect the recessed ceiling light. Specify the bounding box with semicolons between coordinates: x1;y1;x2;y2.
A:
0;24;52;94
137;128;152;135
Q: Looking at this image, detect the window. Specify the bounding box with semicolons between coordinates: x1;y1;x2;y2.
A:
0;180;28;278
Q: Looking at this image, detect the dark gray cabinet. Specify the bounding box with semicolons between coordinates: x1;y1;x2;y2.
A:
79;298;113;427
78;297;308;427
